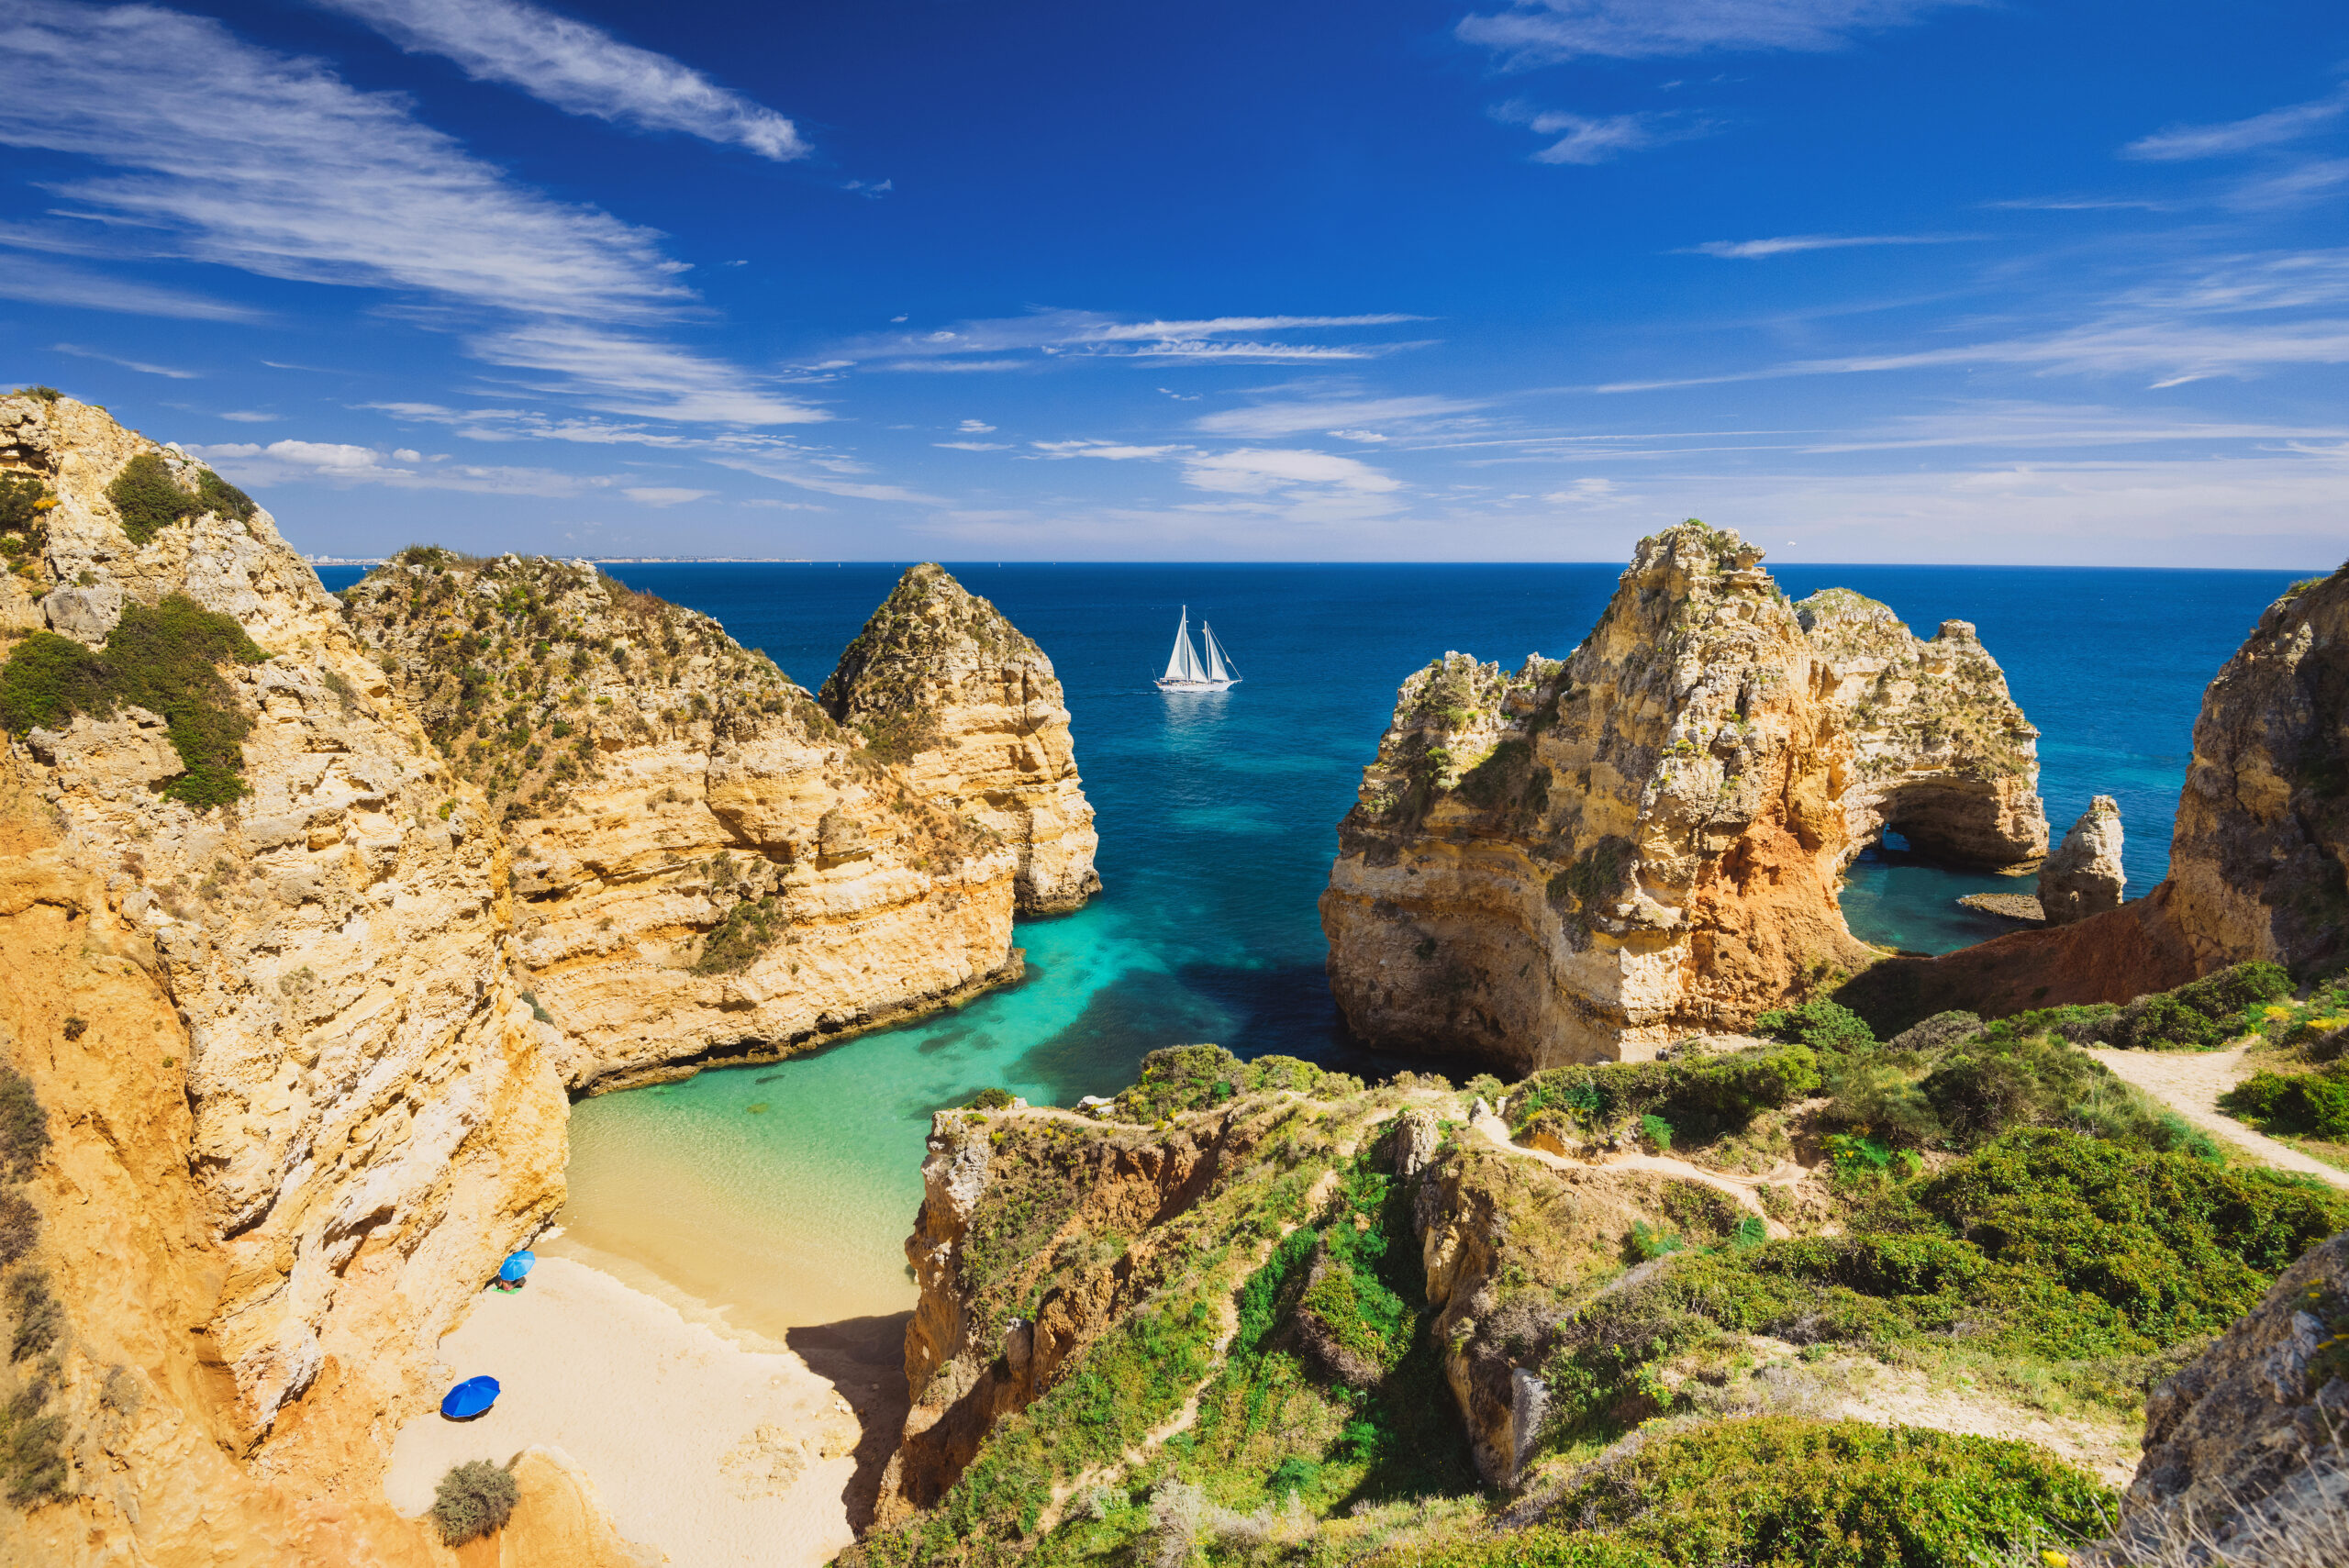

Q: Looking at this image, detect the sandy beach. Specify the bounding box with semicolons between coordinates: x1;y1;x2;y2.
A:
384;1252;908;1567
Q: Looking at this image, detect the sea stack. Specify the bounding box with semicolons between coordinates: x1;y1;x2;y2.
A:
1319;521;2045;1071
2039;795;2127;925
821;563;1101;914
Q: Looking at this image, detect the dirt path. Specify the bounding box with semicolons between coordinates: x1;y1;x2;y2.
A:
1471;1112;1799;1235
2088;1047;2349;1191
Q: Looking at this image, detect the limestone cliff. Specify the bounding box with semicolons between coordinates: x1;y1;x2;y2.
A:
0;394;578;1562
1323;523;2049;1071
340;554;1032;1091
2165;563;2349;979
820;563;1099;915
1795;588;2046;871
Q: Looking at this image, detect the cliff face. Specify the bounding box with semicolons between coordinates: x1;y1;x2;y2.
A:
1326;527;1889;1070
1796;589;2046;871
0;395;571;1560
340;555;1030;1091
820;564;1099;915
2165;565;2349;979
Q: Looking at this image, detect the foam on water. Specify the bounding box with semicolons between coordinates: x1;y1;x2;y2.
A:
320;561;2307;1332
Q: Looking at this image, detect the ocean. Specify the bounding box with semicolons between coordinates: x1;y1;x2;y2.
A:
317;561;2309;1334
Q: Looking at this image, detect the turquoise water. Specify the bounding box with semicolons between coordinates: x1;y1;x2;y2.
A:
319;562;2310;1329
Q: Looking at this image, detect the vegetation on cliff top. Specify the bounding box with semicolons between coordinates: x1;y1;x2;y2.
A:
0;594;267;807
105;451;255;545
818;562;1045;760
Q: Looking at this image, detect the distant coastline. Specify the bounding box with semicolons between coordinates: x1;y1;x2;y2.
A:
303;554;814;566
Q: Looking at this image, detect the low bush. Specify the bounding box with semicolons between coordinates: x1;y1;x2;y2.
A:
1510;1043;1820;1148
2058;962;2292;1051
1110;1045;1348;1121
2221;1064;2349;1140
5;1269;61;1362
965;1087;1017;1111
0;1192;36;1269
693;895;785;974
1547;1417;2110;1568
429;1458;518;1545
0;1377;66;1508
0;595;267;807
1536;1129;2349;1441
1753;999;1878;1061
0;1071;47;1178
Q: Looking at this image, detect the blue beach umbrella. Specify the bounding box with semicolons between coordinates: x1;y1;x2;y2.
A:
497;1250;535;1284
440;1375;500;1420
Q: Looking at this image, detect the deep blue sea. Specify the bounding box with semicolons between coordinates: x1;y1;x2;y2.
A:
317;562;2307;1329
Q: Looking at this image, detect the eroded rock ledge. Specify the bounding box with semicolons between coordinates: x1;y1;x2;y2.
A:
1320;522;2045;1072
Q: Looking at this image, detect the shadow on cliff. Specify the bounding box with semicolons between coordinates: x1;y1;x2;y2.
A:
786;1311;913;1532
1834;882;2200;1037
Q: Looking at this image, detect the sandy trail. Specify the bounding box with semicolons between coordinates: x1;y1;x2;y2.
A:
1471;1111;1798;1234
384;1256;877;1568
2088;1047;2349;1191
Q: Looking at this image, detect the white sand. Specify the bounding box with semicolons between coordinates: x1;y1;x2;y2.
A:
2089;1046;2349;1191
384;1255;869;1568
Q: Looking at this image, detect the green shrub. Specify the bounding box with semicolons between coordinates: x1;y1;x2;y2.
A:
106;453;193;544
429;1458;518;1545
1511;1043;1820;1148
0;1378;66;1508
0;1192;37;1269
965;1087;1017;1111
1639;1112;1673;1152
1629;1220;1685;1261
1753;998;1878;1060
0;475;51;538
2064;962;2293;1051
0;1072;47;1179
694;895;784;974
195;468;256;523
5;1269;61;1362
1108;1043;1337;1120
7;387;60;403
1544;1417;2111;1568
0;596;266;806
2221;1065;2349;1140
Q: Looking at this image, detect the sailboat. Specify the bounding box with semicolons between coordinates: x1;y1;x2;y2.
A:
1155;606;1240;691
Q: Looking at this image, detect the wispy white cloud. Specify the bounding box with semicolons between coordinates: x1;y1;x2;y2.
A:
1675;233;1975;258
1181;448;1400;495
219;410;279;422
1543;476;1626;505
1594;249;2349;391
50;340;198;377
1492;103;1710;163
2225;157;2349;211
956;418;996;432
1031;440;1183;461
1458;0;1977;68
190;438;610;495
0;250;262;320
0;0;817;425
2123;88;2349;161
315;0;808;160
933;440;1011;450
621;486;712;506
706;453;946;505
840;309;1429;370
1192;395;1485;438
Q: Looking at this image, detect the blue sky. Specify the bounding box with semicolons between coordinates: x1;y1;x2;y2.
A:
0;0;2343;564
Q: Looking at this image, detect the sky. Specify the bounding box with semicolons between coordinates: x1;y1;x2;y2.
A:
0;0;2343;565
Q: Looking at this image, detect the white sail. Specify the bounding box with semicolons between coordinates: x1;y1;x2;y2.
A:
1163;608;1205;683
1201;624;1231;684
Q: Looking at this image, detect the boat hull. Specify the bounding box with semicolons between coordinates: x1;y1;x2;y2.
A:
1155;678;1239;691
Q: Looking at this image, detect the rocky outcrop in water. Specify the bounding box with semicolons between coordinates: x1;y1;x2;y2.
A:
341;555;1042;1091
1319;523;2043;1071
2040;795;2126;926
0;393;573;1562
2165;565;2349;979
821;564;1099;915
1797;589;2046;871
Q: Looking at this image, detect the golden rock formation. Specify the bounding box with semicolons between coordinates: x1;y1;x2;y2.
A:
0;393;588;1562
341;554;1033;1091
821;563;1100;915
1320;523;2044;1072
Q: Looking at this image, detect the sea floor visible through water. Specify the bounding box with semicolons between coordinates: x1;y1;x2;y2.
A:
320;561;2310;1336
